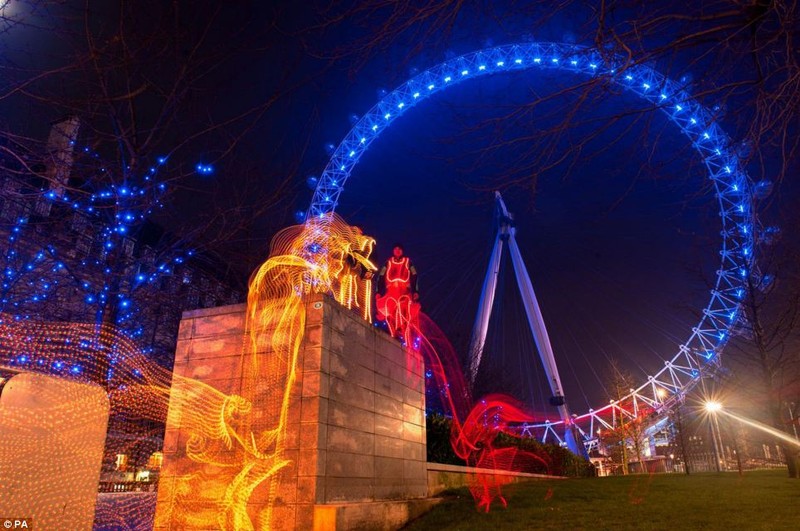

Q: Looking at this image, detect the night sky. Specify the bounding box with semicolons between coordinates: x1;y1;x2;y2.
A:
3;1;798;417
335;68;717;413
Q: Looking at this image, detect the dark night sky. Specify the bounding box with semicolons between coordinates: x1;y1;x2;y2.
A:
335;68;716;413
3;1;798;417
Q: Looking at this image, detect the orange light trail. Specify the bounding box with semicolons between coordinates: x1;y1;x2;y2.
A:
1;214;549;523
1;215;379;530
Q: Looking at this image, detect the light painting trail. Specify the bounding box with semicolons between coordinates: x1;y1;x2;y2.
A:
242;215;379;528
1;213;552;521
1;216;384;529
412;313;555;511
148;215;381;528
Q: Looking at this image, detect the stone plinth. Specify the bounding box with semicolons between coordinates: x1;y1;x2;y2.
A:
155;294;426;530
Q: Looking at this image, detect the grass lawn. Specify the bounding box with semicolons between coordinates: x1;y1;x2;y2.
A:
404;470;799;530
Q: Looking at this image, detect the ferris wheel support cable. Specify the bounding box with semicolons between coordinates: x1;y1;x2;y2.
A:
467;191;587;457
507;229;586;457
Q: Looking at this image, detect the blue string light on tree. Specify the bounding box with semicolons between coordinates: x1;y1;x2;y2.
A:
0;146;197;376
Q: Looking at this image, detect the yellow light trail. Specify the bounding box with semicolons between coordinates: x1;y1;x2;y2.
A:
1;214;378;530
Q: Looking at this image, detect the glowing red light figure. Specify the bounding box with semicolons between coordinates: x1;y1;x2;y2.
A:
375;244;420;342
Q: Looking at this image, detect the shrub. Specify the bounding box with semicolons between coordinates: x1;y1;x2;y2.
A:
426;413;465;465
425;413;594;477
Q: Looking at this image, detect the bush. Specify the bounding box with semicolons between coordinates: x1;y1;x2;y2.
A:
493;432;595;477
426;413;465;465
425;413;594;477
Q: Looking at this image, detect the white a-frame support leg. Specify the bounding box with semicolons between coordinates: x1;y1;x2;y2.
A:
468;192;587;458
467;231;504;384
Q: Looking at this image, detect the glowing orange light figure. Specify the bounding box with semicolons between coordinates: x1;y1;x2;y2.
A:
241;215;377;528
332;231;377;321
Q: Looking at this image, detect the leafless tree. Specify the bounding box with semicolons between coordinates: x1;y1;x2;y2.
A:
725;215;800;477
598;358;649;474
303;1;798;190
0;1;301;386
303;0;800;477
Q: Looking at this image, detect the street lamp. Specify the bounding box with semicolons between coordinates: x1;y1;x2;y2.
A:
704;400;725;471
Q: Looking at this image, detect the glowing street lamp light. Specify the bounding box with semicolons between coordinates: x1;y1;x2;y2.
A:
704;400;725;471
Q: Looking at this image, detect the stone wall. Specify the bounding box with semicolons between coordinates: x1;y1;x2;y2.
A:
155;294;427;530
426;463;559;496
155;302;249;530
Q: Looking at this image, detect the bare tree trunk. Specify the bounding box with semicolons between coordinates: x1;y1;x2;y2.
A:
674;404;690;474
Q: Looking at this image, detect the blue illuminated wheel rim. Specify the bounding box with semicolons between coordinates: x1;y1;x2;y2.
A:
306;42;757;443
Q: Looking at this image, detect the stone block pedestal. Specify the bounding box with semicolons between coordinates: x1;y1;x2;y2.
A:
155;294;427;530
